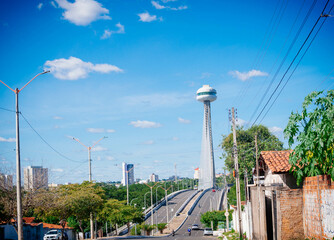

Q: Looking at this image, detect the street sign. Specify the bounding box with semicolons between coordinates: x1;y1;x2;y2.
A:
225;211;229;217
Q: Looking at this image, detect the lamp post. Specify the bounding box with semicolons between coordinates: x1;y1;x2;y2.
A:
144;191;151;210
144;182;159;232
0;71;49;240
73;136;107;240
130;197;138;206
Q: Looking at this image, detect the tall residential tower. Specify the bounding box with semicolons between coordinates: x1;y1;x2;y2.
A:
121;162;134;186
196;85;217;189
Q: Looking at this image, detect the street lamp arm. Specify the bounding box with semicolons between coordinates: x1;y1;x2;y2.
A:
91;136;107;148
73;137;89;149
0;79;15;92
19;70;50;92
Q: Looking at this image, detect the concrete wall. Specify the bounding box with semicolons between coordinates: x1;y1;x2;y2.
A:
303;175;334;240
276;189;304;240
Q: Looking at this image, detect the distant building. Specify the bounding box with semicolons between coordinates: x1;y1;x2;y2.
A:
149;173;159;182
0;173;13;190
24;166;48;190
121;162;134;186
194;168;199;179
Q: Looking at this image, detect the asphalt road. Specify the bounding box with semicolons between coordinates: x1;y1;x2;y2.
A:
145;190;196;225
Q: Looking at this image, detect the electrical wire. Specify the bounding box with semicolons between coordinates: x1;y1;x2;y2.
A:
231;0;283;105
258;2;334;125
19;112;86;163
0;106;15;113
250;0;325;126
245;0;307;116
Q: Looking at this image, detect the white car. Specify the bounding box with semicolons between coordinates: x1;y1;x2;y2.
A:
44;230;61;240
203;228;213;236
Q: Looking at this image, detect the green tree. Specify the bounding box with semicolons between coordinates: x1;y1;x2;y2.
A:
200;210;233;230
284;90;334;185
157;223;167;234
220;125;284;179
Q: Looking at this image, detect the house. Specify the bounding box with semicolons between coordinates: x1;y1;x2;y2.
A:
255;150;299;189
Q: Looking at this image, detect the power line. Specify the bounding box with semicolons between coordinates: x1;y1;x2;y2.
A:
252;0;331;127
258;3;334;125
231;0;284;105
19;112;85;163
248;0;319;125
0;106;15;113
245;0;307;115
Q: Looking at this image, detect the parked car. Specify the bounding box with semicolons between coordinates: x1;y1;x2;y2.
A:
212;189;216;192
43;230;68;240
203;228;213;236
44;230;61;240
191;224;200;230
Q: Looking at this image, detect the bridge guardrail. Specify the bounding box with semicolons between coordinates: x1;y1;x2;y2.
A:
187;188;210;215
175;190;198;216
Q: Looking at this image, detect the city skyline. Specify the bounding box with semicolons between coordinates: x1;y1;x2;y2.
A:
0;0;333;184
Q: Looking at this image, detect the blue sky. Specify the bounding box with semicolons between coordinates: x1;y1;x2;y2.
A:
0;0;333;184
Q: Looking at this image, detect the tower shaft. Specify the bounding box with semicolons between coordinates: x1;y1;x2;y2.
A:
199;101;216;189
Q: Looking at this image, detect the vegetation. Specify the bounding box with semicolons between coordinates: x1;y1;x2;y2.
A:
284;90;334;185
227;181;245;206
200;210;233;230
156;223;167;234
220;125;284;180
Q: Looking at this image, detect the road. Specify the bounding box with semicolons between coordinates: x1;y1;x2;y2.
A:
145;190;195;225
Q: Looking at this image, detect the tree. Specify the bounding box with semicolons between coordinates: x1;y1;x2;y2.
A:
220;125;284;179
284;90;334;185
200;210;233;230
156;223;167;234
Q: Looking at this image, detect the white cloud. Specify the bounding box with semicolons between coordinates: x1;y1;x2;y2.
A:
138;12;162;22
44;56;123;80
269;126;283;134
0;137;15;142
91;146;108;152
54;0;111;26
101;23;125;39
142;140;155;145
86;128;115;133
200;72;213;79
172;137;179;141
178;117;191;124
129;120;162;128
229;69;268;81
151;0;187;10
123;92;192;108
105;156;115;161
236;118;247;127
51;168;64;172
53;116;63;120
37;3;43;10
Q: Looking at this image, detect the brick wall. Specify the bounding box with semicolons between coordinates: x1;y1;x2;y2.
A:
303;175;334;239
277;189;304;240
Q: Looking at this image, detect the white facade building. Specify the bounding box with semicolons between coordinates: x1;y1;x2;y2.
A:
121;162;134;186
0;173;13;190
24;166;48;190
149;173;159;182
194;168;200;179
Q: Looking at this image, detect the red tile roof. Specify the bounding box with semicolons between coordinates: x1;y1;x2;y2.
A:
43;222;73;229
260;150;292;173
23;217;35;224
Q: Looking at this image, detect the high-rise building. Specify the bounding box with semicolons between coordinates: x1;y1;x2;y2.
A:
24;166;48;190
196;85;217;189
121;162;134;186
194;168;200;179
0;173;13;190
149;173;159;182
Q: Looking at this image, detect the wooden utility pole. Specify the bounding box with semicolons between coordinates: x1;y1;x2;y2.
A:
231;107;242;236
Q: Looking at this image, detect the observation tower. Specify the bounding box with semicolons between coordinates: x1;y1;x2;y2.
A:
196;85;217;190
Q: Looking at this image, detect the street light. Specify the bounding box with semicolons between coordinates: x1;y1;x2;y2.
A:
0;70;49;240
72;136;107;240
130;197;138;206
144;182;159;232
144;191;151;210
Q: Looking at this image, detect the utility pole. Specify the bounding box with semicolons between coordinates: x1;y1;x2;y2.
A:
231;107;242;236
73;136;107;240
0;71;49;240
255;133;262;240
174;163;178;191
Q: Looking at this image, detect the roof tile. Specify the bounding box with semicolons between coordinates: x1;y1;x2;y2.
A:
260;150;292;173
